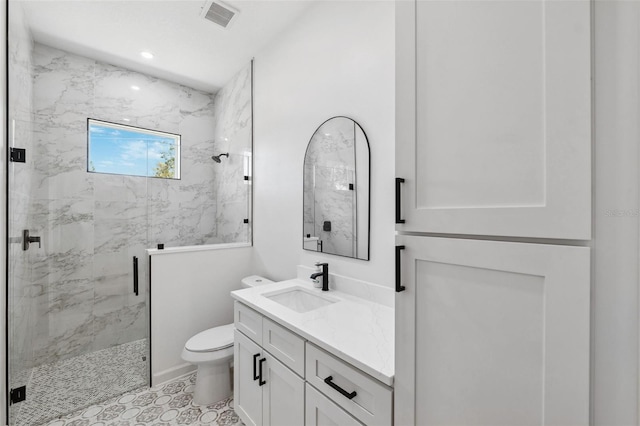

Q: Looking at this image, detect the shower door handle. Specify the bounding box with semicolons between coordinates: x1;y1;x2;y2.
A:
133;256;139;296
22;229;41;251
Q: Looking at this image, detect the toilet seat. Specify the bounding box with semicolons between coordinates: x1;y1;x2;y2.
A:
185;324;234;353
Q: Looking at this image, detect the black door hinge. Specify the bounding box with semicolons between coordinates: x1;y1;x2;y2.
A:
10;148;26;163
10;386;26;404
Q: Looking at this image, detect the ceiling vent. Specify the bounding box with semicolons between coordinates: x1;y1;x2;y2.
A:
201;1;238;29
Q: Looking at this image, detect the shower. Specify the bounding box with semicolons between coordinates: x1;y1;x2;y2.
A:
212;153;229;163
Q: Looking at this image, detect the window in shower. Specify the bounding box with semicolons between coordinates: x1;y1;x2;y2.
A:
87;118;181;179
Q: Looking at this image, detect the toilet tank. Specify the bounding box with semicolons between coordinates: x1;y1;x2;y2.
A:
241;275;273;289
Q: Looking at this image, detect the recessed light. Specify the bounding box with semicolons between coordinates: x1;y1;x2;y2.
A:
122;118;130;122
131;85;140;91
140;51;154;59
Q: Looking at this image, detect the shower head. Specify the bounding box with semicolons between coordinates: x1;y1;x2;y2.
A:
212;153;229;163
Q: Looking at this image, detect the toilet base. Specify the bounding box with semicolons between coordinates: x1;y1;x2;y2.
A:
193;360;232;405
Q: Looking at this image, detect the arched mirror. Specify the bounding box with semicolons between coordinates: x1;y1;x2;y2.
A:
303;117;370;260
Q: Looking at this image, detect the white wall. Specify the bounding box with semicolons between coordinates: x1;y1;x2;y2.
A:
253;1;395;287
593;2;640;423
150;245;255;385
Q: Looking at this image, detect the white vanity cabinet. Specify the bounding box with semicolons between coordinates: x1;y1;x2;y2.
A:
395;0;591;240
234;301;392;426
306;343;392;425
234;302;305;426
234;330;304;426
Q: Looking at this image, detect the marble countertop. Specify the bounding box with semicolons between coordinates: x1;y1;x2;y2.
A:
231;278;394;386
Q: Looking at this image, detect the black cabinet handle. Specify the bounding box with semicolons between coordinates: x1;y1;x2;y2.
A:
252;353;260;381
396;177;405;224
258;358;266;386
396;245;406;292
133;256;139;296
324;376;357;400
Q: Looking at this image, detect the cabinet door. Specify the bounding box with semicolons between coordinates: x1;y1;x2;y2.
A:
262;352;304;426
396;0;591;239
395;236;590;426
234;330;263;426
305;383;364;426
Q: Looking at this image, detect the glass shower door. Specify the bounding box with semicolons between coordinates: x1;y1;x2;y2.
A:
7;2;151;422
6;145;152;425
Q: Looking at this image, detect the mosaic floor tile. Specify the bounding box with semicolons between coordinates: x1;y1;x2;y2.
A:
44;372;243;426
14;339;148;426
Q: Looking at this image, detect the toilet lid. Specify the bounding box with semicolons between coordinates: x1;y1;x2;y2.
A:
185;324;234;352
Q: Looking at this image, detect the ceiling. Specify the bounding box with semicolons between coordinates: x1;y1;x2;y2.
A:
21;0;316;93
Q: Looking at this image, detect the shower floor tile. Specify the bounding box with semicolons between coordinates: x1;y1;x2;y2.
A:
44;372;243;426
14;339;148;426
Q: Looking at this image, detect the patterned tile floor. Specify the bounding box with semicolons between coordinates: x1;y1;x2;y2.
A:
14;340;148;426
44;372;243;426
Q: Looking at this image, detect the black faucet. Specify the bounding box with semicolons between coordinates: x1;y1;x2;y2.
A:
310;262;329;291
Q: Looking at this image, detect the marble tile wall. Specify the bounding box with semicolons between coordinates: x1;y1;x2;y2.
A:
303;117;357;257
211;63;253;243
7;0;37;411
27;43;252;366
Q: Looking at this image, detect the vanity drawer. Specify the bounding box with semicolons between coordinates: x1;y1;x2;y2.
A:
306;383;364;426
306;343;392;426
262;317;305;377
234;302;262;345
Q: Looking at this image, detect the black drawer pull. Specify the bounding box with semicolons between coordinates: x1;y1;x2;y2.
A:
252;353;260;381
396;245;406;292
395;177;405;224
324;376;357;400
258;358;266;386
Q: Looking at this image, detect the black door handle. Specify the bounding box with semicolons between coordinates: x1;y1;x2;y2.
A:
252;353;260;381
133;256;139;296
324;376;357;400
22;229;41;251
258;358;266;386
396;245;406;292
396;177;405;224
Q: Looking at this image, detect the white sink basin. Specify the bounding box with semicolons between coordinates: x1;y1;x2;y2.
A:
263;287;338;313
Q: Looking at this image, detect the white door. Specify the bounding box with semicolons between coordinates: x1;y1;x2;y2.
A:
305;383;364;426
262;351;305;426
234;330;263;426
395;236;590;426
395;0;591;239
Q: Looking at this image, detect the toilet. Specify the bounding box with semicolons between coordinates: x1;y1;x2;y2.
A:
181;275;273;405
